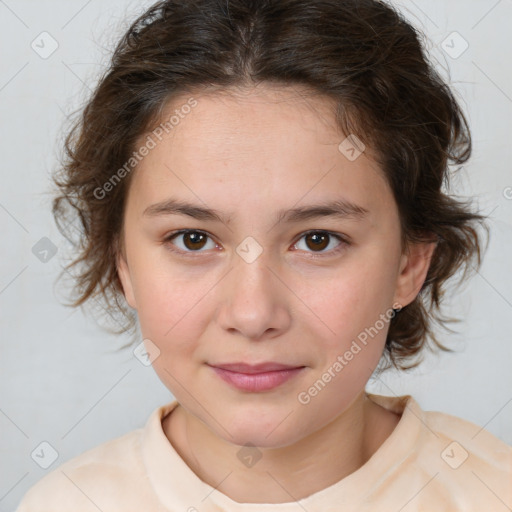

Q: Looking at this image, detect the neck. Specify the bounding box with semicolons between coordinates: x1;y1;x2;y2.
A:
163;391;400;504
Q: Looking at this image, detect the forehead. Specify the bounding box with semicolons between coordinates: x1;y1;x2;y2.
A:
157;85;342;150
128;85;393;220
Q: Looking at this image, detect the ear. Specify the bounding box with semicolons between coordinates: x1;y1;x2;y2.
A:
115;237;138;310
393;239;437;308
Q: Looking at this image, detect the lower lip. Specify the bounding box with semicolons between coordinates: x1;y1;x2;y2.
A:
211;367;305;392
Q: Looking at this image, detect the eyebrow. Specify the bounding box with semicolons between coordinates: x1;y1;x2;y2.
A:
143;197;369;224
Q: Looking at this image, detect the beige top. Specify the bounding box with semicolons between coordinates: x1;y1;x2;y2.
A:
16;394;512;511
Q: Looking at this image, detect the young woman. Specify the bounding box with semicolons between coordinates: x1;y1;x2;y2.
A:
17;0;511;510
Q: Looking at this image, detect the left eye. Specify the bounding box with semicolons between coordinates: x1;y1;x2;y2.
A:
293;231;345;254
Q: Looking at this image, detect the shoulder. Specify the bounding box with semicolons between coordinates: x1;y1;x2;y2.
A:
367;393;512;510
16;428;147;512
423;406;512;469
415;400;512;509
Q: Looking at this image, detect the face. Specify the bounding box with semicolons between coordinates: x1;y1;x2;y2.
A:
117;85;434;448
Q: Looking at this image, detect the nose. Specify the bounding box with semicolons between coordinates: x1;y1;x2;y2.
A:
216;249;292;341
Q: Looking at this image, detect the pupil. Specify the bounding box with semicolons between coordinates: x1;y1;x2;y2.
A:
307;233;328;251
185;232;206;250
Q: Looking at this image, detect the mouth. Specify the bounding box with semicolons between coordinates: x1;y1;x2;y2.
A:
207;362;306;392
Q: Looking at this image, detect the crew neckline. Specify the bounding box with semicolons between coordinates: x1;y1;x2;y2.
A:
141;393;423;511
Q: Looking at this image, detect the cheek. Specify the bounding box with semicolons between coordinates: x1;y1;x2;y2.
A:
136;278;205;393
295;260;395;347
132;261;220;352
294;273;391;412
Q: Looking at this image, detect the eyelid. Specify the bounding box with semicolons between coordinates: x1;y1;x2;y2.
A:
163;229;350;257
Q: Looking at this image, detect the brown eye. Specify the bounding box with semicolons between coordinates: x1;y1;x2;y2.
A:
182;232;207;250
293;231;347;256
165;230;217;253
304;232;330;251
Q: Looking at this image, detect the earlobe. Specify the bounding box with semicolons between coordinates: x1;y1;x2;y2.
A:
393;240;437;308
115;241;137;310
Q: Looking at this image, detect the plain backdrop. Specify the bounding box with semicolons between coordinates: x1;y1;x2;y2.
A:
1;0;511;510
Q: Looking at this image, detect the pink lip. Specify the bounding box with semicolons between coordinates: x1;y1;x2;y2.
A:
208;362;305;392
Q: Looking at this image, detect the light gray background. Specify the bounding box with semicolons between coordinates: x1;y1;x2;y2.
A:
1;1;511;510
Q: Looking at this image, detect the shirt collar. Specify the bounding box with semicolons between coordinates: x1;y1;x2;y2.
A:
141;393;423;511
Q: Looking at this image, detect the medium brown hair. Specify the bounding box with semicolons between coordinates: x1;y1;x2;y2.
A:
53;0;489;370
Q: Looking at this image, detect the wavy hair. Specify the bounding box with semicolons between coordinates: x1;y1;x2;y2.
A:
52;0;489;369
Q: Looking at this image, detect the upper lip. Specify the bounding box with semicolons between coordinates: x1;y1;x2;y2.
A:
209;362;304;374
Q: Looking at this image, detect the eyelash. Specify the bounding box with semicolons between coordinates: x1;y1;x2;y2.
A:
162;229;350;259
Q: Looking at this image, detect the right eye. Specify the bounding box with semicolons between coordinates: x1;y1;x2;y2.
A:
163;230;220;255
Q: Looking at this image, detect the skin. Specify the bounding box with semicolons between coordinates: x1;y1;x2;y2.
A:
116;84;436;503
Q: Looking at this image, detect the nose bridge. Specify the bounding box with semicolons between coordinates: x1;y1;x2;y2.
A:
217;237;290;339
231;237;277;306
